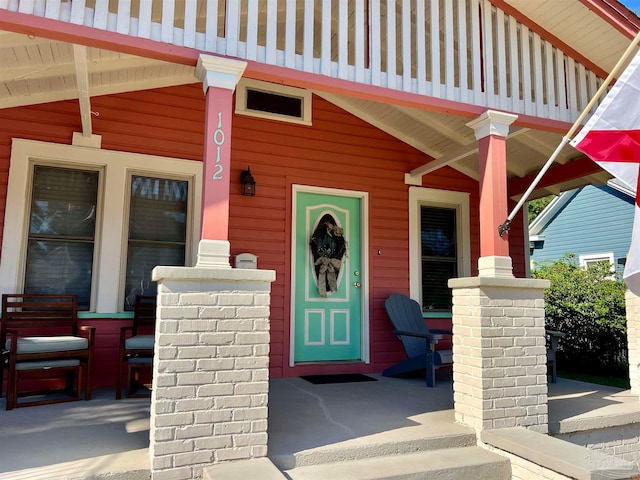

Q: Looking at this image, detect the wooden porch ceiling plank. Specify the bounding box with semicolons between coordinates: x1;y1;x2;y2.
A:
0;71;197;109
507;156;601;197
511;131;561;160
577;0;640;39
73;44;92;137
0;52;174;83
400;107;473;146
317;92;445;159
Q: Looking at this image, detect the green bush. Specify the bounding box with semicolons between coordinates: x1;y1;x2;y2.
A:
532;254;627;375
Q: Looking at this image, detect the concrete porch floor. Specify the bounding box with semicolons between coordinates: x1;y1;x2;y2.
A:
0;375;638;479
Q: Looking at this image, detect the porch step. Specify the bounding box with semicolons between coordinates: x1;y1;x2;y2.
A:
269;428;476;470
281;446;511;480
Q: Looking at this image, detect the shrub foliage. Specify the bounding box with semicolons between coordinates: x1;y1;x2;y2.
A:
532;255;627;374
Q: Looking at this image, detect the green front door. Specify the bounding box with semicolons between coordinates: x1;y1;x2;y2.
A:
293;190;363;363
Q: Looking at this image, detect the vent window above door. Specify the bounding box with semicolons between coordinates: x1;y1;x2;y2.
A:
236;79;312;125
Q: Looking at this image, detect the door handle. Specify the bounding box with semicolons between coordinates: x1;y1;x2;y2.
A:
353;282;361;288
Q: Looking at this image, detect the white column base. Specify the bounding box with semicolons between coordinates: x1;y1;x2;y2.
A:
478;255;514;278
196;239;231;268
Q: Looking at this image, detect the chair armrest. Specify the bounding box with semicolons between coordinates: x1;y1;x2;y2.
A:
4;328;19;355
430;329;453;335
393;330;443;343
79;325;96;346
546;330;565;338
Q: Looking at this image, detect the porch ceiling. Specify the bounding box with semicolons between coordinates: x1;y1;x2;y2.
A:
1;0;632;198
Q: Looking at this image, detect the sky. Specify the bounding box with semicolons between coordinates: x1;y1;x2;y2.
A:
622;0;640;14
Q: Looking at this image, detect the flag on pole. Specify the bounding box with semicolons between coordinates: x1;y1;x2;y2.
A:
570;49;640;286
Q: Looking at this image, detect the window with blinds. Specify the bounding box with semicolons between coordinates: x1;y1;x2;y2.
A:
124;175;188;310
24;165;99;310
420;206;457;312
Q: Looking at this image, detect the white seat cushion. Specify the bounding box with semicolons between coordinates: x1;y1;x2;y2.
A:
6;336;88;354
16;359;80;371
125;335;155;350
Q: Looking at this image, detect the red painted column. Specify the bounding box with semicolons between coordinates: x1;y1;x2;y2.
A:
195;55;247;267
201;87;233;241
466;111;517;276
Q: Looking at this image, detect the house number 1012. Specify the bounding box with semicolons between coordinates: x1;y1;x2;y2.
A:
212;111;225;180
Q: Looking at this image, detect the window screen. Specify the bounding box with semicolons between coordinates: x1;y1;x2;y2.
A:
420;206;457;311
24;166;99;310
124;175;188;310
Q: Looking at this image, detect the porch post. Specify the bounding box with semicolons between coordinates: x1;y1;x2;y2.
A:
150;266;276;480
194;55;247;268
625;283;640;393
448;110;550;434
466;110;517;277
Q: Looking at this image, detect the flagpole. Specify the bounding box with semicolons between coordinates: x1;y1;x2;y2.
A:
498;28;640;237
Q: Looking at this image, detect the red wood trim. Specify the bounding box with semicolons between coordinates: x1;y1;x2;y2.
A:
507;156;602;197
577;0;640;39
488;0;609;79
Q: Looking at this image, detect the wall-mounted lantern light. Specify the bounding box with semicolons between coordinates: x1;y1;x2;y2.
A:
241;166;256;196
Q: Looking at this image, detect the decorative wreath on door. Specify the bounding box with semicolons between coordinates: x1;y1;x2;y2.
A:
310;214;346;297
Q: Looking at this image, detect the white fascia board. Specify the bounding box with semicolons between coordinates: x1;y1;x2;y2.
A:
528;190;578;236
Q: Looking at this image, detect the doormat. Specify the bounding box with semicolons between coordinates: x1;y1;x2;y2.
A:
300;373;377;385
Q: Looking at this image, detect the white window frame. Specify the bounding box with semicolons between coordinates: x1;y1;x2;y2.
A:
579;252;614;269
235;78;312;125
0;139;202;313
409;187;471;311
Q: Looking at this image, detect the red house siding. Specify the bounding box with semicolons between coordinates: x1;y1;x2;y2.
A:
0;84;526;387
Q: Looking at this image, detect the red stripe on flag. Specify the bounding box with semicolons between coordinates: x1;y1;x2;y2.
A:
575;129;640;163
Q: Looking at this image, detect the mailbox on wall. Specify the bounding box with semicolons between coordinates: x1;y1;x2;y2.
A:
235;253;258;269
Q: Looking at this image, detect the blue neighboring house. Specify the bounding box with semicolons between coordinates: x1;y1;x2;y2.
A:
529;180;635;276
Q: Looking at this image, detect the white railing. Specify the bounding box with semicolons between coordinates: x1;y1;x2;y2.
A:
5;0;602;122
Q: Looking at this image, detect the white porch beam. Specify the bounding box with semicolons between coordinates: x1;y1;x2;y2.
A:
406;126;532;182
73;44;92;138
408;143;478;178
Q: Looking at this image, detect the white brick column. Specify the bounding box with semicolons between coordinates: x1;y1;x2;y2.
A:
448;276;550;433
149;266;276;480
625;288;640;393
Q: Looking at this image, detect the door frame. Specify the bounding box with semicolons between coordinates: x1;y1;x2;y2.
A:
290;184;370;367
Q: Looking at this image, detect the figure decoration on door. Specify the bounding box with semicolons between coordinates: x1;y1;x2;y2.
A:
310;213;346;297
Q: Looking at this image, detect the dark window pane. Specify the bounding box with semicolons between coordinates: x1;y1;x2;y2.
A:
421;207;456;257
30;166;98;237
125;175;188;310
129;177;188;243
246;89;303;118
124;244;185;310
24;239;94;310
25;166;98;311
421;260;457;311
420;206;458;312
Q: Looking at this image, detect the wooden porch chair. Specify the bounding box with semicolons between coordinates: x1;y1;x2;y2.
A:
1;293;95;410
116;295;156;399
547;330;565;383
383;293;453;387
